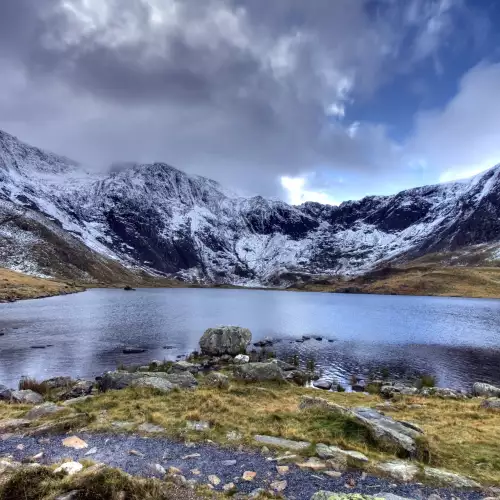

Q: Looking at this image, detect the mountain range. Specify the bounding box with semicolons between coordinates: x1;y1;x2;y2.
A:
1;129;499;286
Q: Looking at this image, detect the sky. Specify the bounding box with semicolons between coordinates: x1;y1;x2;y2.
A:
1;0;500;205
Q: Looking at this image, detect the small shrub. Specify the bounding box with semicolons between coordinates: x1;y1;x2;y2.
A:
381;367;390;379
366;382;382;395
336;384;346;392
306;358;316;371
18;377;49;395
418;374;436;388
290;354;300;367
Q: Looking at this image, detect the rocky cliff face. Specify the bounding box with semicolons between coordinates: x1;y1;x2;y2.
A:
1;129;499;284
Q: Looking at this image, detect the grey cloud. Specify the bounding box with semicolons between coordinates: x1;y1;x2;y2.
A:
0;0;483;200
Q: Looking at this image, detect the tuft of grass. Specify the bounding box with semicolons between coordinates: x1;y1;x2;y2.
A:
417;374;436;388
0;465;212;500
18;377;49;395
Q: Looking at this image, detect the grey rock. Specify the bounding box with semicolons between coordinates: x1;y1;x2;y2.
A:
132;377;176;393
123;347;146;354
316;443;369;465
55;491;81;500
56;379;94;400
42;377;73;390
481;398;500;410
170;361;201;374
381;384;418;399
420;387;467;400
62;395;95;406
473;382;500;398
98;370;197;392
222;460;237;466
0;385;12;400
199;326;252;356
271;359;296;372
234;362;284;382
24;402;66;420
313;380;332;390
138;422;164;433
423;467;480;488
84;447;97;456
10;390;44;405
352;407;424;457
375;460;419;482
0;418;31;433
299;397;425;458
234;354;250;364
285;369;311;385
254;435;310;451
204;372;230;389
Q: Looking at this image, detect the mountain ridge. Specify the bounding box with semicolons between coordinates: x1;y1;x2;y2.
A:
1;128;500;286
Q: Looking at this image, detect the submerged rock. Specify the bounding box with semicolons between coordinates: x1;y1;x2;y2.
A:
123;347;146;354
199;326;252;356
234;362;284;382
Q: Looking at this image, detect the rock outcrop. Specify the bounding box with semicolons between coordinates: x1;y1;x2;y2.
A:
233;362;285;382
199;326;252;356
97;371;198;392
472;382;500;398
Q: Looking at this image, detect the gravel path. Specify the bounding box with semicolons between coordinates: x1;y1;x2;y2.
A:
0;433;486;500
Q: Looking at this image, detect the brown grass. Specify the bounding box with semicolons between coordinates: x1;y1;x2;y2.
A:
295;265;500;299
0;268;84;303
18;377;50;395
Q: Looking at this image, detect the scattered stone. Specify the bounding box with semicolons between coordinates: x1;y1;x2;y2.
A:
254;435;310;451
473;382;500;398
16;444;24;451
200;326;252;356
62;436;88;450
31;452;44;461
381;384;419;399
270;480;287;492
54;461;83;476
423;467;480;488
314;380;333;390
168;466;182;475
129;450;145;458
261;446;270;454
84;447;97;456
191;469;201;475
182;454;201;460
375;460;419;482
26;413;90;437
242;471;257;481
223;482;236;492
323;471;342;479
276;465;289;475
234;354;250;364
62;395;94;406
222;460;237;466
204;372;230;389
186;420;210;431
208;474;221;485
25;402;66;420
234;362;285;382
481;398;500;410
420;387;467;400
154;464;166;475
316;444;369;465
138;422;164;433
9;390;44;405
297;457;326;471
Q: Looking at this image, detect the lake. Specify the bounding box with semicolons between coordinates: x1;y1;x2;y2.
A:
1;288;500;390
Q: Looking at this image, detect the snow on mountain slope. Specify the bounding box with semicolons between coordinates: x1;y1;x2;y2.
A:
1;129;500;285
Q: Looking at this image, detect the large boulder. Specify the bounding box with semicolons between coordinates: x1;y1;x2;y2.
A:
56;380;94;401
199;326;252;356
204;372;230;389
131;377;176;393
233;362;284;382
0;385;12;400
472;382;500;398
299;396;426;458
97;370;198;392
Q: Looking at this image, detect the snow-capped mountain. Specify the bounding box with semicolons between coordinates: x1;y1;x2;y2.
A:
1;129;500;285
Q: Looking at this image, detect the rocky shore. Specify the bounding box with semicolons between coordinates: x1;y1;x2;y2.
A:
1;326;500;499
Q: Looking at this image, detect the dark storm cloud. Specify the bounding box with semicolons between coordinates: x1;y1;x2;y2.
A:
0;0;486;199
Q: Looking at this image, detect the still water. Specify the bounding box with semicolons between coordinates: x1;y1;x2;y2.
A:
1;288;500;389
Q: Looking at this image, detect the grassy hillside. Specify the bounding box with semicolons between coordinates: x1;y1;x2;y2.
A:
291;264;500;298
0;268;84;302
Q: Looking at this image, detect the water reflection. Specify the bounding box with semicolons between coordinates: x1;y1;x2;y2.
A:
0;289;499;389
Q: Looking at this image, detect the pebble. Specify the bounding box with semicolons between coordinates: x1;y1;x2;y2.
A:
276;465;289;475
222;460;237;466
191;469;201;475
223;482;236;492
62;436;88;450
54;461;83;476
242;471;257;481
154;464;166;475
208;474;221;485
168;466;182;475
182;453;201;460
270;479;287;492
128;450;144;458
